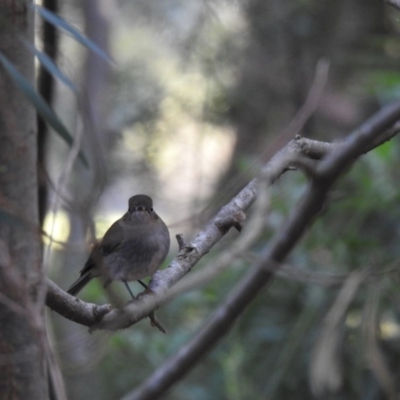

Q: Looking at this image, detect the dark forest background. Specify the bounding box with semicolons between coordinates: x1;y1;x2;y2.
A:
2;0;400;399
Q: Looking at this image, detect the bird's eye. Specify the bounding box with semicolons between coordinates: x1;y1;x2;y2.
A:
149;207;153;212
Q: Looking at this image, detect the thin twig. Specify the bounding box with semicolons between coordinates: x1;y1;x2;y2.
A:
310;271;366;396
363;284;397;400
45;122;400;331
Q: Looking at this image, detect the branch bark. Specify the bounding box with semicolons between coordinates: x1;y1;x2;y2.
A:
121;101;400;400
46;116;400;332
44;136;314;328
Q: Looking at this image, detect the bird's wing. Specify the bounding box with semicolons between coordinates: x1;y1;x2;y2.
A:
79;244;99;275
78;220;125;276
100;219;125;255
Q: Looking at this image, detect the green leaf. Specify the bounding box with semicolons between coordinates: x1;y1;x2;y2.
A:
372;140;393;161
34;4;114;64
23;40;77;92
0;52;88;167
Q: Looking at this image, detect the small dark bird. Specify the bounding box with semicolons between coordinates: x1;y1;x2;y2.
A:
67;195;170;298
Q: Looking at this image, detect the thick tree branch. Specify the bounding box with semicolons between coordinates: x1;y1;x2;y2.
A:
46;278;110;325
45;116;400;331
45;58;328;328
44;137;311;329
122;101;400;400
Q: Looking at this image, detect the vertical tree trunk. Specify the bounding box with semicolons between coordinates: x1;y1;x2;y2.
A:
37;0;59;225
0;1;48;398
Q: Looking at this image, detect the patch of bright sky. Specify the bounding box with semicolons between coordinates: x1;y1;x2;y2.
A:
43;210;70;249
102;2;243;224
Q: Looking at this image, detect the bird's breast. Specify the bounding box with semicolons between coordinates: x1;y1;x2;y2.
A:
102;224;170;282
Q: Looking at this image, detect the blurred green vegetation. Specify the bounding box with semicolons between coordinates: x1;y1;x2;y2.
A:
54;137;400;400
39;0;400;399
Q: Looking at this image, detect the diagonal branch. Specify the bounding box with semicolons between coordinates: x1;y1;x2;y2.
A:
45;58;328;327
121;101;400;400
45;116;400;331
44;137;324;329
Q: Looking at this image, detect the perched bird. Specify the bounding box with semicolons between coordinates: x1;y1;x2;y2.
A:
67;194;170;298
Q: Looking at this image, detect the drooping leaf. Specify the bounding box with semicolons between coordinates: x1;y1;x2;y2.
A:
0;52;88;167
34;4;114;64
23;40;77;92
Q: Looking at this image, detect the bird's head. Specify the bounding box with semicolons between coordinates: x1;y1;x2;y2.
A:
128;194;154;214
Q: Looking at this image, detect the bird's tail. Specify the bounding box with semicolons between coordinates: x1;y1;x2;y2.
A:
67;272;92;296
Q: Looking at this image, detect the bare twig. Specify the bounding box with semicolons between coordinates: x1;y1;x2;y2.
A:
46;278;111;326
44;142;291;330
175;234;186;250
281;58;330;138
244;256;399;288
41;111;85;313
46;57;332;330
45;121;400;332
257;58;330;167
363;285;397;400
310;271;366;396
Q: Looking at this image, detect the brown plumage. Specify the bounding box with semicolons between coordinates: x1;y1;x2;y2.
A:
67;194;170;296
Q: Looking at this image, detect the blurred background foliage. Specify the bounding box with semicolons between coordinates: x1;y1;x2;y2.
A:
39;0;400;398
